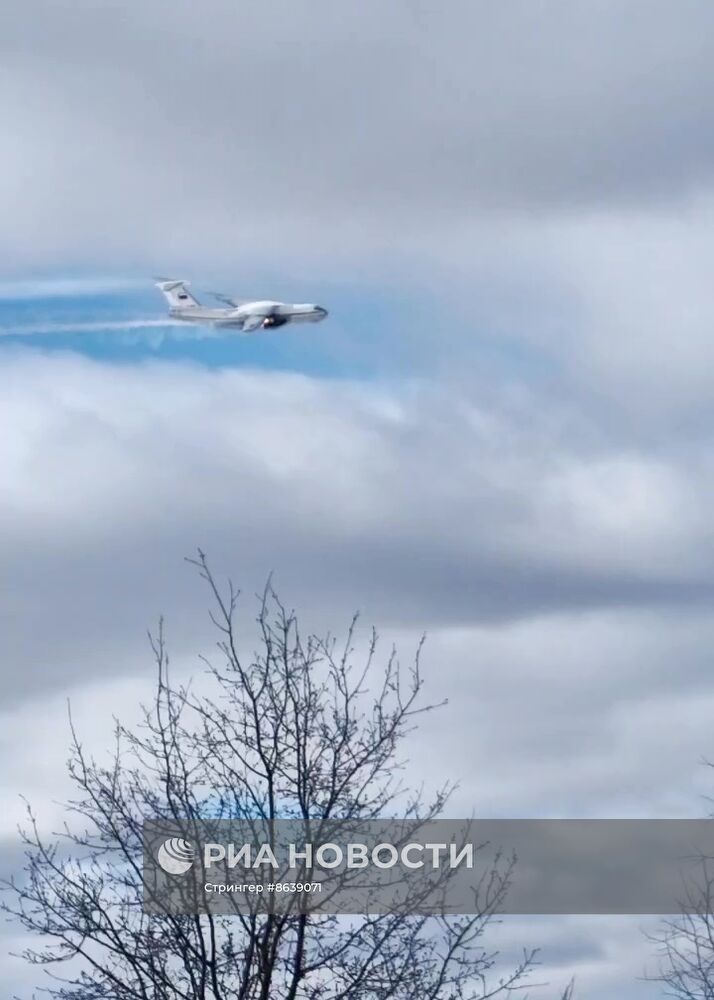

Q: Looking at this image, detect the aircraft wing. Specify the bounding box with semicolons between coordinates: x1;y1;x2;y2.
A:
209;291;242;307
241;314;267;332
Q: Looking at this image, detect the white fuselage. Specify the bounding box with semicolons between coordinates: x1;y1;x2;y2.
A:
155;279;328;332
169;300;328;330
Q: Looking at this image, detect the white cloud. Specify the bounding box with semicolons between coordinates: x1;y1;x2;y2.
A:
4;3;714;994
2;352;713;843
3;350;713;702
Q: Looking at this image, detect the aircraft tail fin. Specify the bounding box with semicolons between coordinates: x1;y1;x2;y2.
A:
155;278;200;309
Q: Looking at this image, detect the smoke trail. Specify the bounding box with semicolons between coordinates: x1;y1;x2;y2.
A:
0;318;179;336
0;318;221;340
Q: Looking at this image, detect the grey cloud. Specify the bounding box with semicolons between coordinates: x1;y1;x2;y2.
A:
4;0;714;422
2;5;714;996
404;611;714;818
2;0;714;269
2;351;714;705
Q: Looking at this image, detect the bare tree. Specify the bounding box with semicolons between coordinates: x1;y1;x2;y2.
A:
648;857;714;999
2;553;574;1000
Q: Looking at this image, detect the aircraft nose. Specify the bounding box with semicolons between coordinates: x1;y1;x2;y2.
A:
316;306;328;318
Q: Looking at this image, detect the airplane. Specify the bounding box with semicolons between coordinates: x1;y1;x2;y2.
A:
155;278;328;333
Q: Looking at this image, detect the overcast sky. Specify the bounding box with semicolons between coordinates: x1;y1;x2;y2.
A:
3;2;714;997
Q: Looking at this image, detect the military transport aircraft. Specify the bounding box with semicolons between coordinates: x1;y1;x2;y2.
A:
155;278;328;333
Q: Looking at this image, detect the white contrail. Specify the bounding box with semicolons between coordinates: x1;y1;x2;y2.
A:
0;318;207;338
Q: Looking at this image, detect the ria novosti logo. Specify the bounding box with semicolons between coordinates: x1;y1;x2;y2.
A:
157;838;195;875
